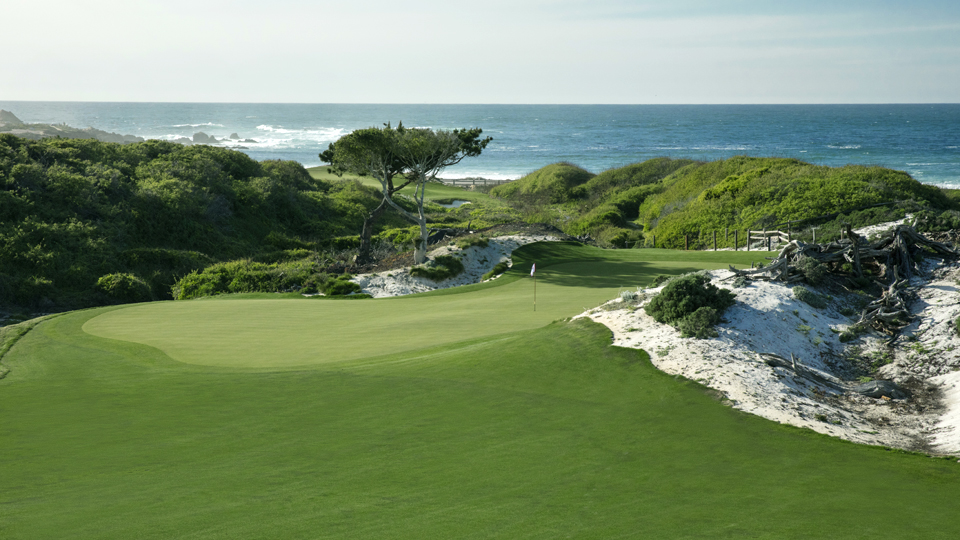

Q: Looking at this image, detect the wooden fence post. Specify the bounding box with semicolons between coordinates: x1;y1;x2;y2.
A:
725;227;729;242
713;230;717;251
812;228;816;244
652;234;656;249
734;230;739;251
746;230;750;251
685;235;689;250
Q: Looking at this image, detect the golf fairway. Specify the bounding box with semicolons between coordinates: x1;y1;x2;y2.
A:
4;243;960;539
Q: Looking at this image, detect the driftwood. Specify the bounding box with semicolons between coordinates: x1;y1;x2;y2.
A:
757;353;846;392
731;225;958;338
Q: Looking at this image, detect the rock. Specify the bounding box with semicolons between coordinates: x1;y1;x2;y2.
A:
0;110;24;127
242;138;257;143
229;132;240;140
854;380;909;400
193;132;218;144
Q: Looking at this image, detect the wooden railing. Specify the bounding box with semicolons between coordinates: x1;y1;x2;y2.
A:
439;178;513;187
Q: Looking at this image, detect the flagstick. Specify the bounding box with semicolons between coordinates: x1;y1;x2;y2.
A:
534;271;537;312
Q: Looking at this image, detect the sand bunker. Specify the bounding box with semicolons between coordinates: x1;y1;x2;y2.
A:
350;234;560;298
578;259;960;453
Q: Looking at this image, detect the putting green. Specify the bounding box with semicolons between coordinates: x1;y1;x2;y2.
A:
82;259;719;368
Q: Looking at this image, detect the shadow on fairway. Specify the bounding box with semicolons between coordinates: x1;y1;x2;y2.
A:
535;261;707;289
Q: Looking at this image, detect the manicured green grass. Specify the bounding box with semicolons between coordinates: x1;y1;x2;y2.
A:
5;244;959;538
82;243;768;368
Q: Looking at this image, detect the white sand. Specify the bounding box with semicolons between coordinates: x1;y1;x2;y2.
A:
577;258;960;452
854;214;914;239
351;235;560;298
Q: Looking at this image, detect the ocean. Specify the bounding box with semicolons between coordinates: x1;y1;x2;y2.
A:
2;102;959;186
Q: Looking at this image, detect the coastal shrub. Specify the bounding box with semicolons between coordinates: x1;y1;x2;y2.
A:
455;236;489;249
677;306;721;339
645;273;735;339
490;162;594;204
96;273;152;303
409;255;465;281
482;261;509;281
635;156;952;250
650;274;671;287
733;276;749;288
172;258;318;299
793;285;828;309
0;136;392;310
956;315;960;337
323;275;361;296
797;256;828;285
16;276;56;307
619;289;639;302
915;209;960;232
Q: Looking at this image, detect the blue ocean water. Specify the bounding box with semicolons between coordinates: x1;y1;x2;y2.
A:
2;102;959;186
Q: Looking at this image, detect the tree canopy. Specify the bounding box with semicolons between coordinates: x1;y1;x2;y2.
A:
321;123;491;263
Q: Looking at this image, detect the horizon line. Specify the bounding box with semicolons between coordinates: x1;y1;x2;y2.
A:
2;100;959;106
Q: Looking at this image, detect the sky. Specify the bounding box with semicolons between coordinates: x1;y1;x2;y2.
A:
3;0;959;104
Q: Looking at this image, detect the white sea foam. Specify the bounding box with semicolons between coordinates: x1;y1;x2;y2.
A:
256;125;346;139
652;145;751;151
826;144;862;149
168;122;224;128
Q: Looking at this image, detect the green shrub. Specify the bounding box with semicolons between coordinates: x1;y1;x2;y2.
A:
96;273;152;303
409;255;465;281
650;274;671;287
16;276;56;307
172;258;318;299
645;273;735;339
482;261;509;281
645;273;735;325
677;306;721;339
455;236;489;249
733;276;749;288
489;162;595;204
323;275;361;296
793;285;828;309
797;257;828;285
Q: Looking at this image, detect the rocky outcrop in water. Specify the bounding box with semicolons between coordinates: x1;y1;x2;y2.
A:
0;109;145;144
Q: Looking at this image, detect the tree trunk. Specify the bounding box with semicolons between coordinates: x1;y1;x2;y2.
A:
356;199;388;266
414;216;429;264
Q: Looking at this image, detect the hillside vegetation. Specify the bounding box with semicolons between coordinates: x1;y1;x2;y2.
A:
492;156;957;248
0;135;409;309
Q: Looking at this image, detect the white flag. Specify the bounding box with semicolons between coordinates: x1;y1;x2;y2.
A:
530;263;536;276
